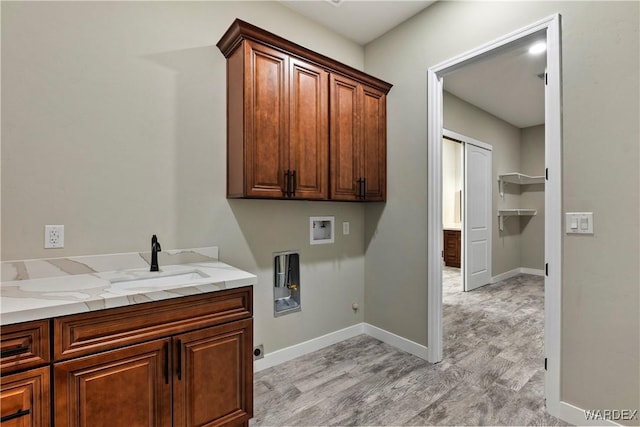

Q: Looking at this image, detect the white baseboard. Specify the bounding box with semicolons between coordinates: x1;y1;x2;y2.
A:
363;323;429;360
254;323;364;372
254;322;429;372
521;267;545;276
492;267;545;283
557;401;621;426
491;268;521;283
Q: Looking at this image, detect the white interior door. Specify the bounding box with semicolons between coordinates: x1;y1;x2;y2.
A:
464;142;492;291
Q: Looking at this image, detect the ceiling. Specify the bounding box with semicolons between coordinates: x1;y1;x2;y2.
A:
280;0;436;45
281;0;546;128
444;36;547;128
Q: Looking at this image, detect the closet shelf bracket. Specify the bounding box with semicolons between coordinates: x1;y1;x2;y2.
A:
497;209;537;231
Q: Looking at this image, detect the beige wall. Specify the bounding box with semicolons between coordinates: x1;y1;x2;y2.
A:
364;0;639;413
444;91;523;276
520;125;545;270
1;1;366;354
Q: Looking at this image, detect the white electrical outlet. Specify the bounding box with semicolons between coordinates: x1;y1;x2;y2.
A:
45;225;64;248
343;222;350;235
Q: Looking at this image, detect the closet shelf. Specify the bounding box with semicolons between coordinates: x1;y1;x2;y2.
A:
497;209;537;231
498;173;544;197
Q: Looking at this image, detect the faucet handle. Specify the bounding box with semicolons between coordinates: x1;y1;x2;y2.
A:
151;235;161;251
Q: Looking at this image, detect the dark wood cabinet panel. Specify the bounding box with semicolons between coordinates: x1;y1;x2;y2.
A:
289;58;328;200
330;74;360;201
0;366;50;427
330;76;387;201
54;339;172;427
218;19;391;202
173;319;253;427
243;41;289;198
361;86;387;202
443;230;461;268
1;320;50;375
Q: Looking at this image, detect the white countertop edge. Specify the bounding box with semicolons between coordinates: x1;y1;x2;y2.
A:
1;260;256;326
1;279;255;326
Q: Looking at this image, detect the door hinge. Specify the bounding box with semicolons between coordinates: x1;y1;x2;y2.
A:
545;263;549;276
545;168;548;181
544;357;548;371
442;250;444;259
545;73;548;85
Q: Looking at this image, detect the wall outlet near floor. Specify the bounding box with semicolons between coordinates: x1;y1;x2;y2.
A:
253;344;264;360
45;225;64;248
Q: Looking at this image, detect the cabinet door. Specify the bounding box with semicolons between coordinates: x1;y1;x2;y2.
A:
361;85;387;201
289;58;328;200
443;230;461;268
330;74;360;201
173;318;253;427
54;339;171;427
244;41;289;198
0;366;50;427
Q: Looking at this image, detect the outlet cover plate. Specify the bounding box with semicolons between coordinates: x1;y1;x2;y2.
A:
310;216;335;245
45;225;65;248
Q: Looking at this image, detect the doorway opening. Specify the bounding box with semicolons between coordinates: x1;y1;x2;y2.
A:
427;14;562;418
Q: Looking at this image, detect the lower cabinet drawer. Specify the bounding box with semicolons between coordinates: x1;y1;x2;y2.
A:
54;287;252;361
0;366;50;427
1;320;50;375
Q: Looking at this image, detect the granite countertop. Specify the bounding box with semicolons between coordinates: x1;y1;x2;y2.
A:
0;247;256;326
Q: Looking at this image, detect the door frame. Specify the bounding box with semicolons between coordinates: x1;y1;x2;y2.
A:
443;130;494;292
426;13;562;417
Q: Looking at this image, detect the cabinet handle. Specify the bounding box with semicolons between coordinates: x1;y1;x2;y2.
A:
163;342;169;385
0;345;30;358
362;178;367;201
284;170;291;197
1;409;31;422
357;178;365;200
176;339;182;381
292;170;297;197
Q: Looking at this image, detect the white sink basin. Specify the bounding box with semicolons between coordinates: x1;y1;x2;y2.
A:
109;270;210;290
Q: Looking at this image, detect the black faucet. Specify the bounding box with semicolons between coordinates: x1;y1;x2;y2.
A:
150;234;161;272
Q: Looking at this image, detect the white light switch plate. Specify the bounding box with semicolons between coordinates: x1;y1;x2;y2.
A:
343;222;350;235
565;212;593;234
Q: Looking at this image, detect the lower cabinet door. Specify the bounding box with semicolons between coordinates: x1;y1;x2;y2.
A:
54;339;172;427
0;366;50;427
173;319;253;427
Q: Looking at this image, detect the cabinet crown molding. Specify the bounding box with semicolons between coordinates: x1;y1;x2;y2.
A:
216;18;393;94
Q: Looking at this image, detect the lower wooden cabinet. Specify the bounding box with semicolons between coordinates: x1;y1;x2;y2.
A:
443;229;461;268
55;318;253;427
0;366;50;427
1;287;253;427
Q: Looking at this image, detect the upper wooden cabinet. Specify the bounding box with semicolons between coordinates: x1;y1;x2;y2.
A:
330;75;387;201
217;19;392;202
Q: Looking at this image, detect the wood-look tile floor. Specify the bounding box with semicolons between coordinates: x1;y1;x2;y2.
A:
251;269;569;426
